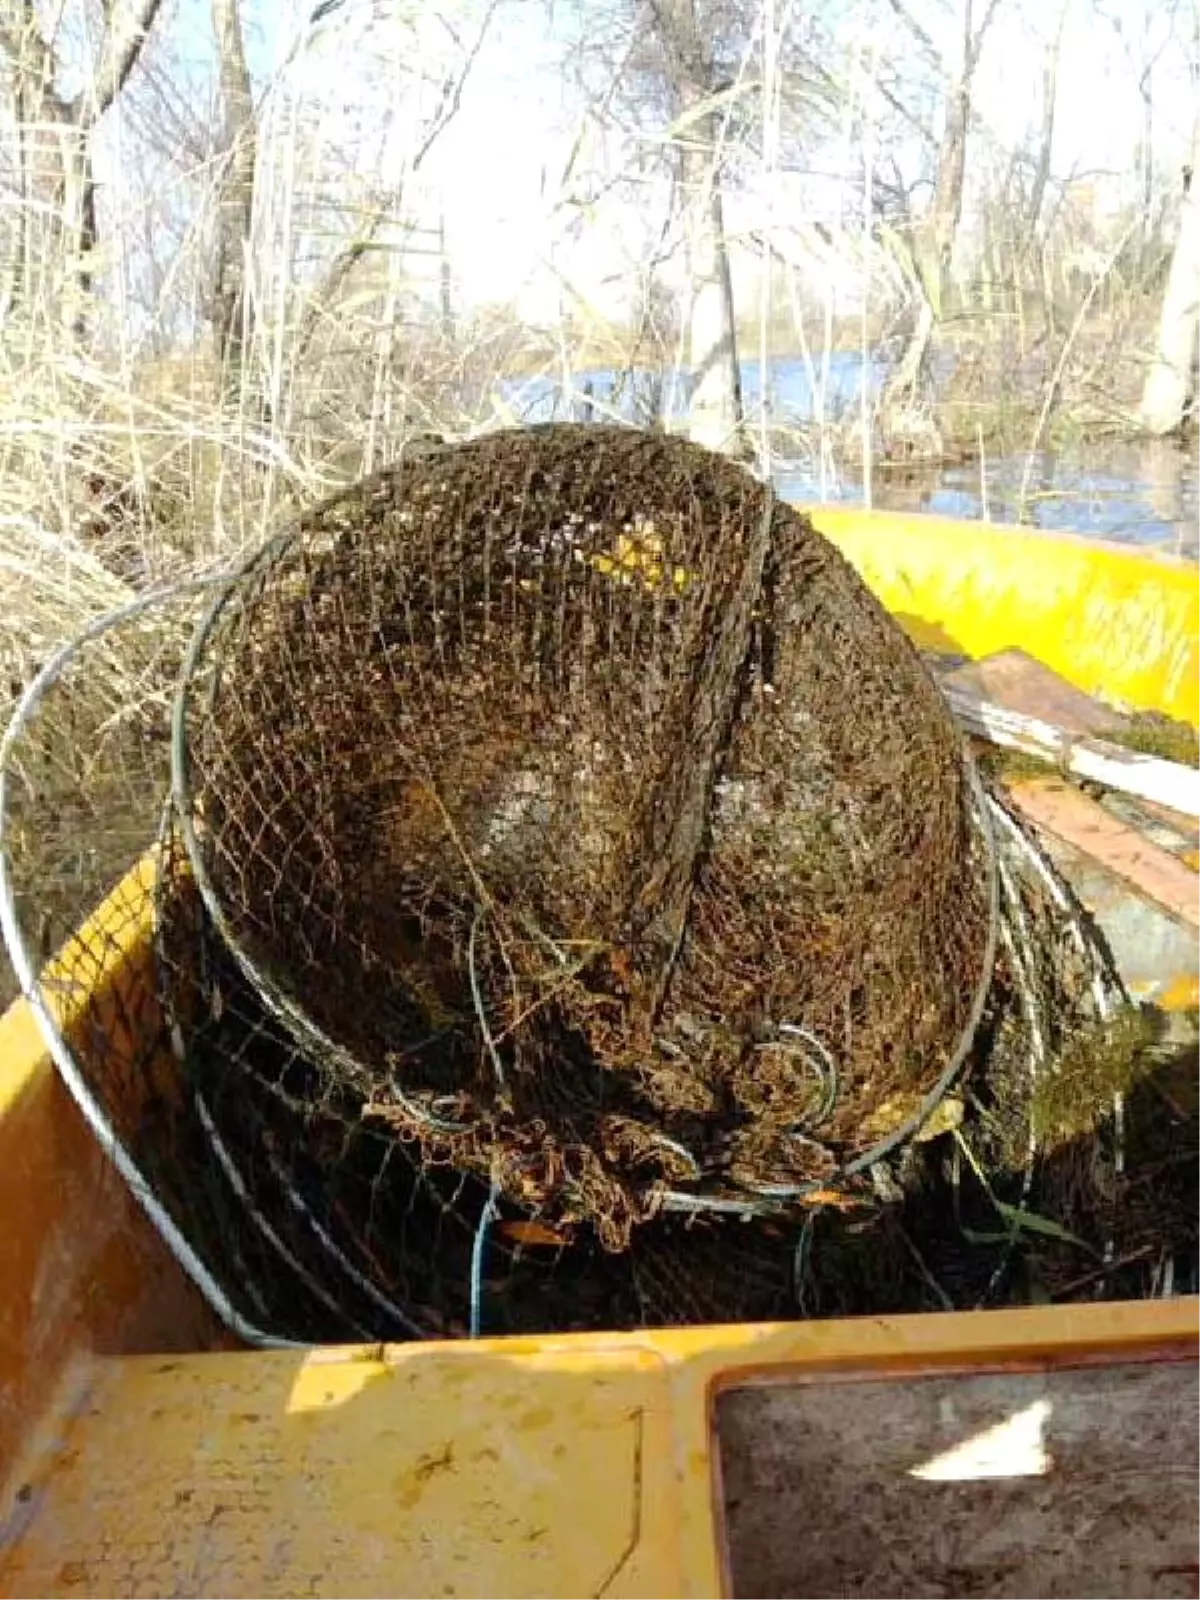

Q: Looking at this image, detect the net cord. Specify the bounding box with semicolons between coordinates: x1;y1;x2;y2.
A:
171;546;475;1139
172;517;1005;1224
0;578;304;1351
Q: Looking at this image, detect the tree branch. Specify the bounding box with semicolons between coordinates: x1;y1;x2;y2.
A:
885;0;998;81
0;0;72;122
0;0;163;127
965;0;1003;72
873;71;938;151
296;0;500;359
86;0;167;127
410;0;498;172
882;0;943;75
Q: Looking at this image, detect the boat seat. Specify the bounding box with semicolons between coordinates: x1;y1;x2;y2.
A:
1;1303;1196;1599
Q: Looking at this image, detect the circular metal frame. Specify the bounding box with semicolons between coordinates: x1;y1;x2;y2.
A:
170;504;1004;1222
0;576;304;1350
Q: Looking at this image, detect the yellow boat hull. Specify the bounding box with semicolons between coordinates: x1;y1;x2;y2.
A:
0;508;1196;1598
810;506;1200;729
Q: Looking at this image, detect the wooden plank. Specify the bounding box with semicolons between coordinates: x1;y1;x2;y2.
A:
937;647;1128;737
943;683;1200;819
1007;778;1200;929
1098;791;1199;857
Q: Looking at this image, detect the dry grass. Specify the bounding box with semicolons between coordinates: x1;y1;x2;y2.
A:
0;0;1185;745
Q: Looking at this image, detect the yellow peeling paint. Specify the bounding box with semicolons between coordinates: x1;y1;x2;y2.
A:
0;1341;681;1598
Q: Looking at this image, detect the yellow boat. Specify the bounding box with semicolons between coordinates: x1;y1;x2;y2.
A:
0;506;1196;1599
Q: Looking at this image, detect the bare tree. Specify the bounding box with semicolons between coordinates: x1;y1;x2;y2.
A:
564;0;765;455
1025;4;1067;244
293;0;499;360
657;0;748;452
438;209;455;342
876;0;1001;422
0;0;165;336
1097;0;1192;275
1139;0;1200;435
210;0;257;395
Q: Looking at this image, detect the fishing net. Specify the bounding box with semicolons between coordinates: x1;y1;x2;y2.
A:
0;425;1192;1349
170;425;997;1249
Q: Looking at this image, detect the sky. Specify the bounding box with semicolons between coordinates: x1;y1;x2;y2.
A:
80;0;1200;329
972;0;1196;169
286;0;636;316
291;0;1199;319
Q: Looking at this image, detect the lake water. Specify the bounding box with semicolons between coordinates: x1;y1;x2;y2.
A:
496;354;1198;558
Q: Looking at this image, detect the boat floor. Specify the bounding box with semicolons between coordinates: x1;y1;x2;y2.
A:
0;1303;1195;1599
0;595;1196;1597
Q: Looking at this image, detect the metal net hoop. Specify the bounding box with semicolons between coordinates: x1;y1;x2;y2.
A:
0;575;303;1348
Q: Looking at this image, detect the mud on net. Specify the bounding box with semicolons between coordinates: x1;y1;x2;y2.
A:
0;424;1186;1346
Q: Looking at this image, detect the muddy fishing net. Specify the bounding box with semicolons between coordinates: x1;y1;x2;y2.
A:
171;425;997;1247
0;424;1193;1346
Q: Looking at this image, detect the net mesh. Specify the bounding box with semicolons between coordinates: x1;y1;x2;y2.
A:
172;424;993;1247
0;424;1191;1346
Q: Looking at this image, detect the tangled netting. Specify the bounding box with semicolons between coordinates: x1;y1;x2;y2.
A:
172;426;995;1249
1;424;1189;1349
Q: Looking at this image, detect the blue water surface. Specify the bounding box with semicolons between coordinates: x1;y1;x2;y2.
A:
491;355;1197;556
